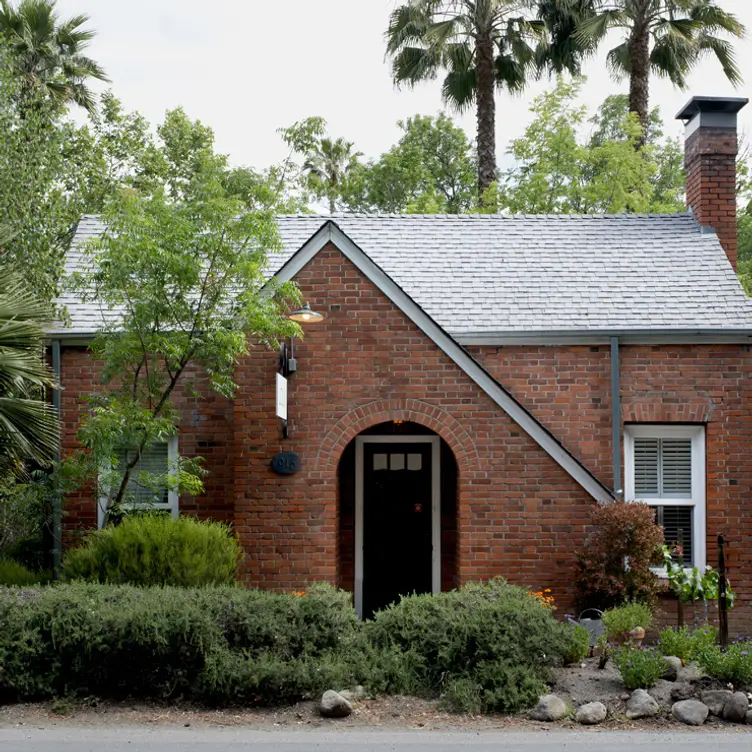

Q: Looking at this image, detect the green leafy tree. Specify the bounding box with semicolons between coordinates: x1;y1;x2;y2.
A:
0;0;108;113
500;77;685;214
69;109;300;526
573;0;745;139
385;0;552;200
0;44;88;304
343;113;476;213
0;271;58;480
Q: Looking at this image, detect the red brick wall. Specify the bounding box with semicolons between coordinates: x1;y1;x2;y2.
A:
60;347;234;539
469;342;752;631
685;124;739;269
231;243;596;613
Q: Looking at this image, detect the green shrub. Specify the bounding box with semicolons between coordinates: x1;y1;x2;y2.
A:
613;646;666;690
62;514;240;586
696;642;752;687
0;583;360;703
563;625;590;665
0;557;46;586
364;578;583;713
658;625;717;663
602;603;653;640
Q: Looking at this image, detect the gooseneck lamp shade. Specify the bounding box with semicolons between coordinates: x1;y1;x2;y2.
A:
288;302;325;324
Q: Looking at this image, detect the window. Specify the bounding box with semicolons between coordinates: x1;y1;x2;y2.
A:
624;425;705;570
98;436;179;528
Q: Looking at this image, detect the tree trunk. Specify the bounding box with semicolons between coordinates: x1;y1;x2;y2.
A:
627;20;651;147
475;30;497;202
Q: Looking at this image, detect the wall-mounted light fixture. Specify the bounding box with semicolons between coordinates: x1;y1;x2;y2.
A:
277;302;326;438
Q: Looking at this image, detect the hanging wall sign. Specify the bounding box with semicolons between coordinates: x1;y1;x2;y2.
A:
276;373;288;420
272;452;301;475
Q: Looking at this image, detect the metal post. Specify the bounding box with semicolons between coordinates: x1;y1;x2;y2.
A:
610;336;621;497
718;534;729;648
51;340;62;579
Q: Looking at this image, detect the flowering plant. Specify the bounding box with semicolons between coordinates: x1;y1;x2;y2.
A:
530;588;556;610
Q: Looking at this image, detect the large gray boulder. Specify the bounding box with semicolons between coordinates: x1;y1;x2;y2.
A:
576;702;607;725
662;656;682;682
626;689;660;719
530;694;568;722
722;692;749;724
672;700;709;726
700;689;733;717
670;683;695;702
319;690;353;718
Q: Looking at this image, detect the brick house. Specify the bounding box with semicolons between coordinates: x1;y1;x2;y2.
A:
52;96;752;626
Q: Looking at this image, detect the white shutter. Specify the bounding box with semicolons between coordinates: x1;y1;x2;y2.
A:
634;438;660;496
117;443;169;504
660;439;692;496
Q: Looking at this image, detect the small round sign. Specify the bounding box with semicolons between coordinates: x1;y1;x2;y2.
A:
271;452;302;475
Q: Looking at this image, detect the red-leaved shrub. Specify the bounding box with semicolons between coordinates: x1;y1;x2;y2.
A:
575;502;664;611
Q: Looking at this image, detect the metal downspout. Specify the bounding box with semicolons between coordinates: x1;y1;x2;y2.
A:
51;340;62;578
611;336;622;499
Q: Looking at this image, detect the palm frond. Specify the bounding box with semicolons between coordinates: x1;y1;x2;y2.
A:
650;35;695;87
696;33;743;86
0;397;58;468
575;9;629;46
392;46;442;85
606;41;630;80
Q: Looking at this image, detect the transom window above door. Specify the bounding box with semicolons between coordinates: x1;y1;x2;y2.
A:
624;425;705;570
373;453;423;472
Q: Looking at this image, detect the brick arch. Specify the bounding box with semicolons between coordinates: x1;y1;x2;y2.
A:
316;398;480;477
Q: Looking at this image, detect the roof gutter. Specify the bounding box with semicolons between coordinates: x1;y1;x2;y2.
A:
456;330;752;346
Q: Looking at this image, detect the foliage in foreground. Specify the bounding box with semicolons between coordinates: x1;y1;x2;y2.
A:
364;579;588;713
575;501;664;610
657;625;718;664
62;514;240;587
696;642;752;688
602;602;653;641
0;557;47;586
0;579;585;711
612;646;667;690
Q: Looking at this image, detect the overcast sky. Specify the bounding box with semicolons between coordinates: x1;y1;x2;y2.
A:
57;0;752;170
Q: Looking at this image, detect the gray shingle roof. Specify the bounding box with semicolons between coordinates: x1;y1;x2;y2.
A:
53;212;752;337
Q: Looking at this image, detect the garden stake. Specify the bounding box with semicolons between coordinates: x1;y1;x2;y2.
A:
717;534;728;649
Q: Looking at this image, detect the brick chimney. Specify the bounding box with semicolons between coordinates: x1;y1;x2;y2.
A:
677;96;748;271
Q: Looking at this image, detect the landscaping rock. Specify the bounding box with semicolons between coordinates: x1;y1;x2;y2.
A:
678;662;702;682
337;686;366;703
319;690;353;718
530;694;568;722
672;700;709;726
746;709;752;725
576;702;607;725
671;683;695;702
626;689;660;719
700;689;733;717
722;692;749;724
662;657;682;682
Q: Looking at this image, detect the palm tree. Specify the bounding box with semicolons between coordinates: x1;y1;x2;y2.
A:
0;268;58;480
386;1;554;201
0;0;109;113
572;0;745;141
302;137;362;214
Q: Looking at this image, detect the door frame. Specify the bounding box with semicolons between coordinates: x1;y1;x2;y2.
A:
354;435;441;618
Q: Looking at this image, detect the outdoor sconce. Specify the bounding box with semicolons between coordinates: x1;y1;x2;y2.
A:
276;302;325;439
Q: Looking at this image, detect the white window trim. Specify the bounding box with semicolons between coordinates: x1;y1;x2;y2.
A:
624;424;706;573
98;435;179;528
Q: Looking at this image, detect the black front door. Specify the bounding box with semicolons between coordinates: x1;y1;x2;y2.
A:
362;442;433;618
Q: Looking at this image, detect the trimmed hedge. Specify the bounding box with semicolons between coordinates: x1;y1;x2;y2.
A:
0;579;585;711
62;514;240;586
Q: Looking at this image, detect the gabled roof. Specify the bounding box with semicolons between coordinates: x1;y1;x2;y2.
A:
275;220;613;503
56;212;752;341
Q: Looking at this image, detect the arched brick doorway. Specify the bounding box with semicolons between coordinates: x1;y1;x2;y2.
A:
338;421;458;618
